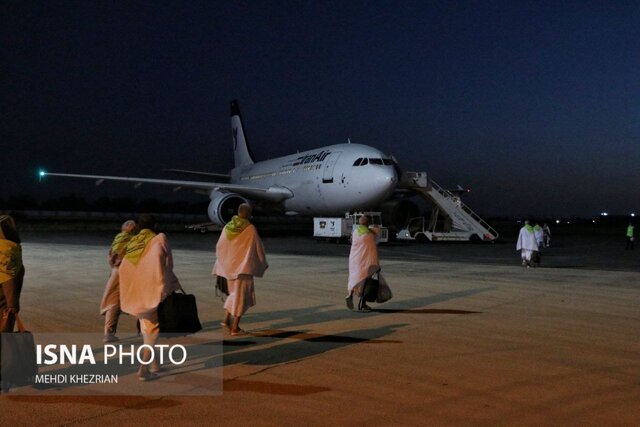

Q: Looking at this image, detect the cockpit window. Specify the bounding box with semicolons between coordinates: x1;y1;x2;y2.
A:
353;157;393;166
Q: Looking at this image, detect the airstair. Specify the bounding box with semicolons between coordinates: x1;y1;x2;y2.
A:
399;172;499;242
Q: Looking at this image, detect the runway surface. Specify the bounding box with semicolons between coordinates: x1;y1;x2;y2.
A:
1;230;639;426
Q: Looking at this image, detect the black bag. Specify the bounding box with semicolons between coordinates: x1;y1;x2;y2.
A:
215;276;229;297
157;289;202;335
376;281;393;303
1;314;38;389
532;251;542;266
361;277;380;303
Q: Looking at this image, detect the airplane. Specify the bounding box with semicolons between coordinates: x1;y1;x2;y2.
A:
40;100;399;225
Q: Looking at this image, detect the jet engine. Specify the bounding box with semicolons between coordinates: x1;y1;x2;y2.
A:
208;191;249;225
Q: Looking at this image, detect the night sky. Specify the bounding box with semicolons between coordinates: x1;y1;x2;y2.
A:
3;1;639;217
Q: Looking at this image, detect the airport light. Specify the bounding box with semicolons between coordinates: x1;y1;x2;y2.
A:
555;219;560;224
632;213;636;217
600;212;608;216
38;170;46;177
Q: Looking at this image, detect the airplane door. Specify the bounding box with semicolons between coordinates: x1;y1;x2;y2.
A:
322;152;341;183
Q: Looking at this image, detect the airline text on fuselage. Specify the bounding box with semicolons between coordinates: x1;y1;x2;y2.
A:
291;150;331;166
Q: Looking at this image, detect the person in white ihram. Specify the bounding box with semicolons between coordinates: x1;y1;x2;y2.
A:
516;220;539;268
119;214;182;381
100;219;136;343
533;222;544;251
213;204;268;336
346;215;386;312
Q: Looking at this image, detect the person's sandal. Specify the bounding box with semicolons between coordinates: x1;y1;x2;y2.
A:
138;371;158;382
345;295;354;310
230;328;246;336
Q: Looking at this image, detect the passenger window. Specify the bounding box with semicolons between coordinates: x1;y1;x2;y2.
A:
353;158;362;166
370;158;383;165
361;158;368;165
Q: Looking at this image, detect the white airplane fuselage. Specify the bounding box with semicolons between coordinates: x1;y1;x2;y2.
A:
230;143;397;215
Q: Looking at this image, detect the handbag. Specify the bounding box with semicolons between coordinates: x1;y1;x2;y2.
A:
1;313;38;389
361;276;380;303
376;281;393;303
215;275;229;297
359;271;393;308
359;272;380;311
157;288;202;335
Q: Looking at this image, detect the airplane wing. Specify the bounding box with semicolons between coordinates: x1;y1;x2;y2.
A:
39;171;293;203
164;169;231;181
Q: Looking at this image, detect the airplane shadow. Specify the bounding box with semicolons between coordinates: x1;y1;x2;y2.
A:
160;287;493;387
206;288;493;369
220;324;406;366
247;328;402;344
372;308;481;314
243;286;493;330
158;324;407;395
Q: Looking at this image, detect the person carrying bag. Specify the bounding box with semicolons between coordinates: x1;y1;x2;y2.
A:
347;216;393;312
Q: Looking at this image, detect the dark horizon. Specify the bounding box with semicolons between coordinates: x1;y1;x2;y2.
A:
3;2;640;217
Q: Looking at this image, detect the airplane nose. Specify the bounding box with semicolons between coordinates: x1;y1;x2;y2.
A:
373;167;397;196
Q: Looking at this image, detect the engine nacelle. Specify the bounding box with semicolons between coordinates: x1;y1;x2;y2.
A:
208;192;249;225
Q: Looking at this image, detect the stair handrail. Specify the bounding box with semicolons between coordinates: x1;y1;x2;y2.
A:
429;179;499;239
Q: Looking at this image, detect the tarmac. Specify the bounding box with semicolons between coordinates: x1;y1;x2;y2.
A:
1;228;639;426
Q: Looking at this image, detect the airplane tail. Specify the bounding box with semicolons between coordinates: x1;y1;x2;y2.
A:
230;100;255;168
